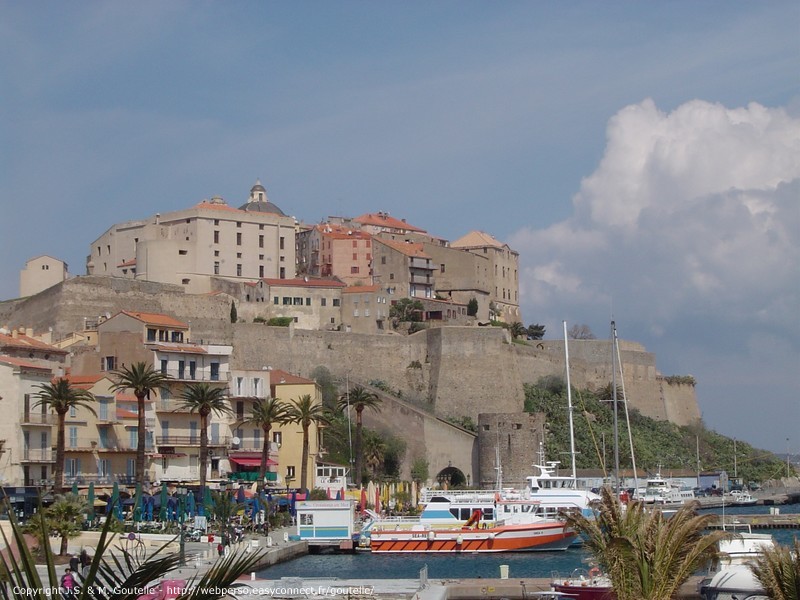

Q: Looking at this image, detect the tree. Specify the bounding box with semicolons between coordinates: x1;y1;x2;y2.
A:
310;365;340;409
230;300;238;323
563;487;729;600
389;298;424;324
361;431;386;481
111;362;171;486
45;493;87;555
568;323;596;339
466;297;478;317
244;397;291;489
285;394;330;491
508;322;526;339
488;301;500;321
338;386;382;486
411;457;430;483
750;537;800;600
179;383;233;492
527;323;546;340
34;378;96;492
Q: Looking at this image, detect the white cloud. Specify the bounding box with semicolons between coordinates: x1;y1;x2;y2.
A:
510;98;800;450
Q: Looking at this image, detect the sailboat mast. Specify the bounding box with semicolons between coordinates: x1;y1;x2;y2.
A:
563;321;577;480
614;323;638;495
611;321;620;492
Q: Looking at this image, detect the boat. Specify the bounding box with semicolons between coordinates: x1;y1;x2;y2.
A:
697;523;775;600
639;468;696;505
361;495;576;553
731;491;758;507
550;568;615;599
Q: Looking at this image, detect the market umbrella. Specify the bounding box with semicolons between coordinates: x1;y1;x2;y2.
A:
236;485;245;504
366;481;376;509
108;482;122;519
87;483;96;522
411;480;418;507
159;485;168;522
133;483;143;523
202;486;213;515
360;487;367;514
335;488;342;501
71;481;79;496
375;485;381;514
186;489;196;517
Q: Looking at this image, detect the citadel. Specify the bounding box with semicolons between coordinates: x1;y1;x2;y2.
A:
1;181;700;505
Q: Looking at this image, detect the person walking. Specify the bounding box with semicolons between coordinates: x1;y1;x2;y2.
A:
69;554;79;573
60;568;76;599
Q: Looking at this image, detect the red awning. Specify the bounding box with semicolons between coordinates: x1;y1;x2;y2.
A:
229;457;277;467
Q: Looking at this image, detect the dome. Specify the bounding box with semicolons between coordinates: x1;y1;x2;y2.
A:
239;179;286;215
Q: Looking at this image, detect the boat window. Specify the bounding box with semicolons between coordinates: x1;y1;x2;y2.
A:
482;508;494;519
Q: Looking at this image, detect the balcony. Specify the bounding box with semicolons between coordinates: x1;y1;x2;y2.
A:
20;413;57;426
21;448;55;463
410;273;432;285
410;257;433;270
159;369;229;383
156;436;230;447
63;473;147;486
65;441;139;453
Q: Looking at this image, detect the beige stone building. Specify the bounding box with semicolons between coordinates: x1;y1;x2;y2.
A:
371;238;435;301
19;255;69;298
450;231;520;323
353;212;427;237
86;181;297;294
245;278;347;331
341;285;391;334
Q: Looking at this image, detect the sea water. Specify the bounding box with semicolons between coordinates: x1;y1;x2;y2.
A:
257;504;799;580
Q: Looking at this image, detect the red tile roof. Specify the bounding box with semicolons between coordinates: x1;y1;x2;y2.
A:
269;369;314;386
261;278;347;288
117;259;137;267
343;285;380;294
150;344;207;354
316;224;373;241
0;333;67;354
374;238;430;258
0;355;52;372
193;200;243;212
117;311;189;328
354;213;426;233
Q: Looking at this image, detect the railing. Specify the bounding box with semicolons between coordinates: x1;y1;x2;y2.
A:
410;273;432;284
159;369;229;382
63;474;147;486
155;400;195;412
21;449;55;462
20;413;57;426
410;257;432;270
156;436;230;446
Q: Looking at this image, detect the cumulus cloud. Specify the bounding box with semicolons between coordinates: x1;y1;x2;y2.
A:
511;99;800;336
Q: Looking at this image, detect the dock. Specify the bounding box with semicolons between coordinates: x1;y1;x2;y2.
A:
708;513;800;530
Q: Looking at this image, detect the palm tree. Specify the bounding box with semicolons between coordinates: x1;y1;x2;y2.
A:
750;537;800;600
286;394;330;491
508;321;526;339
338;385;381;486
110;362;170;485
361;431;386;480
178;383;232;492
563;487;729;600
45;493;87;555
34;378;96;492
244;397;291;489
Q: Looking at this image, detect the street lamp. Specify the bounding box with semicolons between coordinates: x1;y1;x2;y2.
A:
176;486;187;566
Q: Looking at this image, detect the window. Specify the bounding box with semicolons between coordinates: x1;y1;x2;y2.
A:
253;429;261;448
381;256;386;264
259;235;264;248
214;219;220;225
286;465;296;479
69;427;78;448
214;261;220;275
280;267;285;278
127;458;135;477
210;362;220;381
352;240;358;248
98;399;109;421
214;250;220;257
236;232;242;245
273;296;279;304
259;254;264;260
237;252;242;258
189;360;196;380
182;278;190;285
293;297;302;305
236;264;242;276
259;224;264;230
353;253;358;260
351;266;359;274
190;421;198;444
273;431;282;446
178;360;185;379
214;230;220;243
236;377;244;395
305;297;311;306
236;222;242;228
365;309;370;317
390;273;394;280
321;298;327;307
103;356;116;371
354;309;359;317
253;378;261;397
279;237;285;250
332;298;340;307
440;263;446;273
179;249;188;255
282;297;292;305
259;265;264;278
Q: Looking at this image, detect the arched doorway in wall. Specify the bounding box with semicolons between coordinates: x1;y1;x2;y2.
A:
435;465;467;488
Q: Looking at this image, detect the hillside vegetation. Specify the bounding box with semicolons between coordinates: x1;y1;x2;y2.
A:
525;376;788;485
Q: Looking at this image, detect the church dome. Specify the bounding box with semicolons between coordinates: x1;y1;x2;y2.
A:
239;179;286;215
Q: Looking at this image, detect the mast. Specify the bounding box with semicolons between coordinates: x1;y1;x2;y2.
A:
611;321;620;492
494;424;503;491
563;321;577;480
614;322;638;495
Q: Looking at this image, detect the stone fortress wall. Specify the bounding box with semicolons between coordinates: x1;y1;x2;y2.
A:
0;276;701;482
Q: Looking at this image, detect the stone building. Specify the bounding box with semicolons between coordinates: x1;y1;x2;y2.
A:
340;285;390;334
296;223;373;286
86;181;296;294
371;238;435;301
19;255;69;298
477;412;547;489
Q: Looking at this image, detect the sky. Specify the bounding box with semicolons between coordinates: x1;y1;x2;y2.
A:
1;2;798;454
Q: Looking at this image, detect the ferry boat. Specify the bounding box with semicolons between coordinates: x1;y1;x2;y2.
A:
361;494;576;553
639;469;695;505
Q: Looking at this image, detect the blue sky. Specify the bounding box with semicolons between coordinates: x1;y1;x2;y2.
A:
1;2;798;455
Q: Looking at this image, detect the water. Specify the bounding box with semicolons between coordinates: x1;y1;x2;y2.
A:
257;504;799;580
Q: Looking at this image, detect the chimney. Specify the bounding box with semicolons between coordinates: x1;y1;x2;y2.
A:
26;328;33;337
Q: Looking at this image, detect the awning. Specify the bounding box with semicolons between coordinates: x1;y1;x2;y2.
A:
229;457;277;467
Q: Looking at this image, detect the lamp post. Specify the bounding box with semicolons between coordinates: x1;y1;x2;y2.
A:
177;486;187;566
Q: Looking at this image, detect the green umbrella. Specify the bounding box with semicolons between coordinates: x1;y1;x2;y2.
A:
72;481;79;496
109;482;122;519
133;482;143;523
159;485;168;522
87;482;95;522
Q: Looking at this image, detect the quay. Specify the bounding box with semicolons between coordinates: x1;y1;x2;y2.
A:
708;512;800;530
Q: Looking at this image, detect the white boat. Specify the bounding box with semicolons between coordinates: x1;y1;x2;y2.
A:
697;523;775;600
639;469;695;505
731;491;758;507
